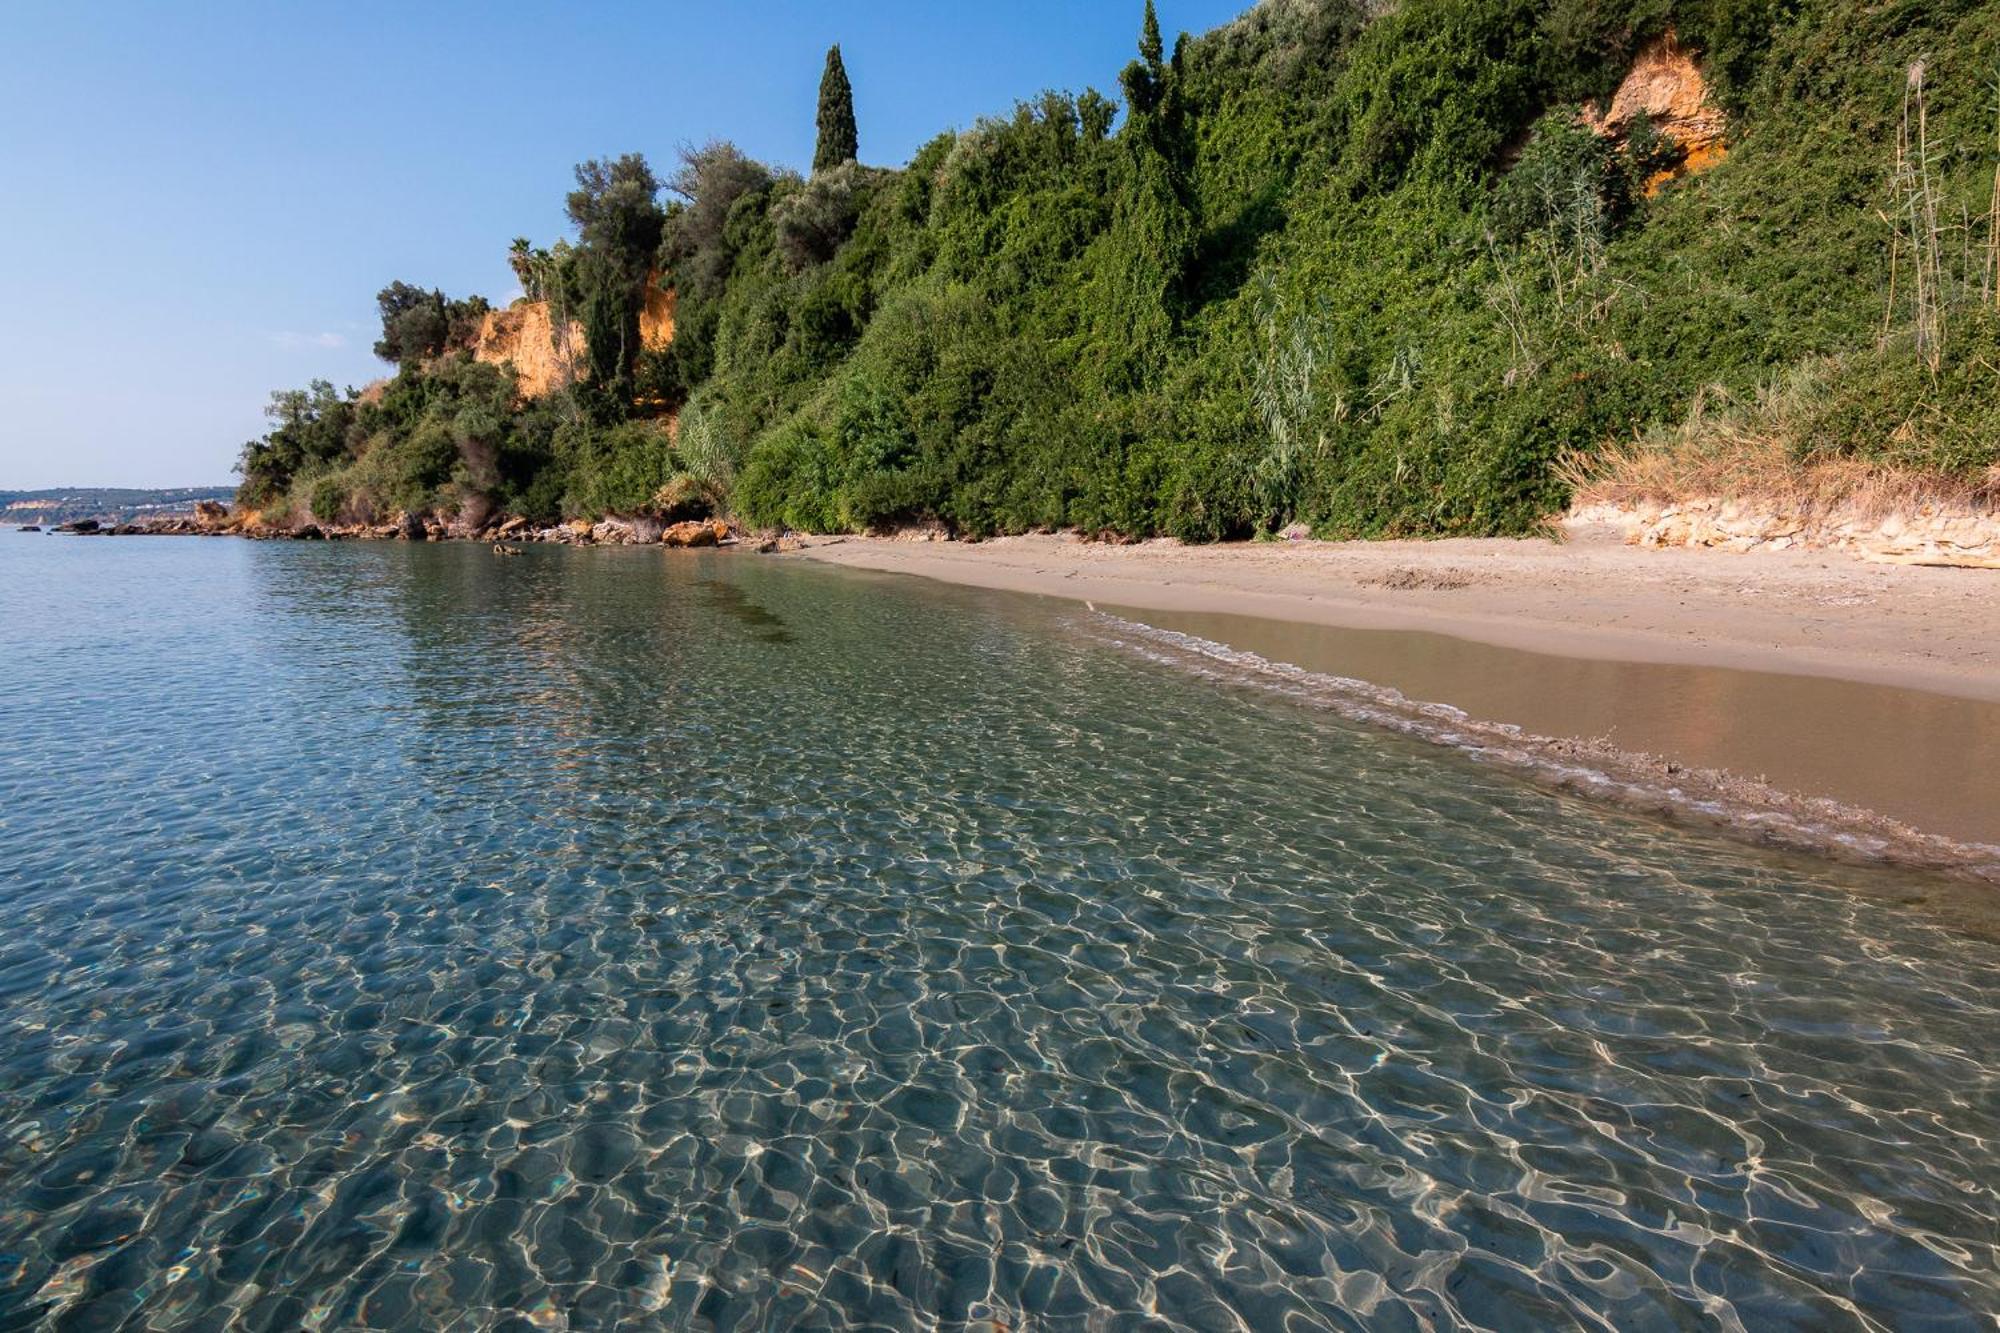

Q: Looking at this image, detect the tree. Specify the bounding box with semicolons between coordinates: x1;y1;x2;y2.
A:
1121;1;1167;119
662;140;773;288
374;282;448;363
774;161;867;270
1079;88;1118;142
565;154;666;399
234;380;358;506
1102;0;1193;387
374;282;490;364
567;154;665;264
814;45;858;174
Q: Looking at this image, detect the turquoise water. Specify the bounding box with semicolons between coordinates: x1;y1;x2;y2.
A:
2;532;1996;1331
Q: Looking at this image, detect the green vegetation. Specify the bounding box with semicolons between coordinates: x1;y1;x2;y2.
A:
815;45;859;174
372;283;490;365
238;0;2000;538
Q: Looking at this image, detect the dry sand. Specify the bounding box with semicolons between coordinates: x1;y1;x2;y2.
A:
796;529;2000;891
798;528;2000;702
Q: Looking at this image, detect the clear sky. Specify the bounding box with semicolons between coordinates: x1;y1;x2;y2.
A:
0;0;1246;490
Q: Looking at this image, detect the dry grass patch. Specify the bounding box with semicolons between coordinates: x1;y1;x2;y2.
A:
1562;358;2000;520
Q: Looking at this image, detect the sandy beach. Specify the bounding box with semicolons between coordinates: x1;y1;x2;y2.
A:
798;528;2000;701
799;529;2000;872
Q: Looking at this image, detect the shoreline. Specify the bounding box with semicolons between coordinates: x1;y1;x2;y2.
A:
31;522;2000;884
794;531;2000;888
794;529;2000;703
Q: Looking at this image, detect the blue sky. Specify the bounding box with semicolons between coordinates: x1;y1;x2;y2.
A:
0;1;1248;489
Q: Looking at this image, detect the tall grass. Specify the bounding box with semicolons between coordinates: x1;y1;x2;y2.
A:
1887;61;1948;371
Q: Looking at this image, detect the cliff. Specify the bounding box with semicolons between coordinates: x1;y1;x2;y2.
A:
472;284;675;398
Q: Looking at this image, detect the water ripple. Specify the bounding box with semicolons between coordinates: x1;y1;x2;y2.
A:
0;534;1995;1330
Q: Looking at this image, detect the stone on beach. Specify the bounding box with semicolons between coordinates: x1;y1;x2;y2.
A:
663;519;731;548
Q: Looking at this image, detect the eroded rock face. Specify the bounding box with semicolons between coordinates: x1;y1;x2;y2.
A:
1567;500;2000;567
472;302;585;399
472;284;675;400
1582;32;1728;190
639;286;675;350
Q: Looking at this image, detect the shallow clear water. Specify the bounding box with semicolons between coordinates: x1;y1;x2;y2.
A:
2;533;1997;1332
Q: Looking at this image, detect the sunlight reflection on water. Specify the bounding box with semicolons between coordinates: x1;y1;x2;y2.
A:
1;533;1995;1330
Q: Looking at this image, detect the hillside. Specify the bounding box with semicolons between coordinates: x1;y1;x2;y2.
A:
235;0;2000;543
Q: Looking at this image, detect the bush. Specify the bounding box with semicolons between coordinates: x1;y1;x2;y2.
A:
307;475;345;523
563;419;677;516
773;162;872;270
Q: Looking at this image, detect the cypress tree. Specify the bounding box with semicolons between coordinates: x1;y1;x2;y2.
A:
1139;0;1163;68
813;45;858;174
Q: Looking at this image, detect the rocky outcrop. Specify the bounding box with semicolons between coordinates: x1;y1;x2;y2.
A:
1566;499;2000;568
1582;32;1728;192
663;519;731;548
472;283;676;400
472;301;585;398
590;518;639;545
74;502;742;551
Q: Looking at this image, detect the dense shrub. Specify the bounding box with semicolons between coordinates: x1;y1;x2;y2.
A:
774;163;872;270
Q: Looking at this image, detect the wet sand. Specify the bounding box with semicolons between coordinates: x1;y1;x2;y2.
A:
797;531;2000;853
1106;605;2000;846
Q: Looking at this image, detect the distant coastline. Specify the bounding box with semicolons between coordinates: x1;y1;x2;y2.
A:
4;486;234;530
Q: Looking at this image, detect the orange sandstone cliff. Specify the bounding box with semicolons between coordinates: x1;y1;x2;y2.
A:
472;284;676;398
